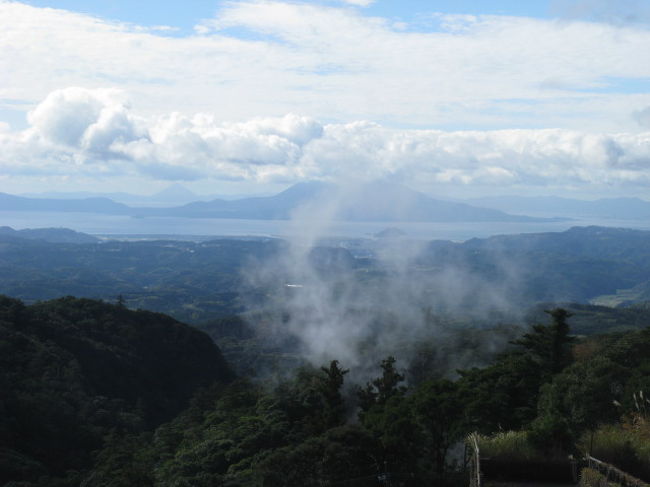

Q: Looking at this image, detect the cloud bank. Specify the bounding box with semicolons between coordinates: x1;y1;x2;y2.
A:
1;87;649;195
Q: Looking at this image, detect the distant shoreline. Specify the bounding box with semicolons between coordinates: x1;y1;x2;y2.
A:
1;210;649;242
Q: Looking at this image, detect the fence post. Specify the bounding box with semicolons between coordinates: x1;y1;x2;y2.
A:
466;433;481;487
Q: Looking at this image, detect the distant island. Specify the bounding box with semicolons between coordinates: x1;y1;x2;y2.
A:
1;181;560;223
0;225;99;244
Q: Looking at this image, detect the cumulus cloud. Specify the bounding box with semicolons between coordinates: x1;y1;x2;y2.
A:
1;88;328;181
2;88;650;192
114;111;325;181
28;87;145;155
301;125;650;186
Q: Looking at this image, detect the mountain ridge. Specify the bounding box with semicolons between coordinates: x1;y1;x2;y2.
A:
466;194;650;219
3;181;557;223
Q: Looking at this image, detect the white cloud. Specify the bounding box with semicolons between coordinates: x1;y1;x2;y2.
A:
634;106;650;128
552;0;650;26
1;1;650;195
300;124;650;188
1;1;650;132
28;87;144;155
338;0;375;7
2;88;650;194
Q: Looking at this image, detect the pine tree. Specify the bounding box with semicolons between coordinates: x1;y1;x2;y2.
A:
512;307;575;378
319;360;349;428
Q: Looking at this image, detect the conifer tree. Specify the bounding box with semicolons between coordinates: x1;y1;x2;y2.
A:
512;307;575;378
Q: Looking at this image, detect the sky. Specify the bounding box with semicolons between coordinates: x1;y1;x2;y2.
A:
1;0;650;198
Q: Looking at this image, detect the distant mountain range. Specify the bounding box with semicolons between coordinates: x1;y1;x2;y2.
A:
21;184;271;207
3;181;552;223
466;195;650;220
11;183;650;223
20;184;203;207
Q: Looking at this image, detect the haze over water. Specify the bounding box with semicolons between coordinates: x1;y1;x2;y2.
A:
2;211;650;241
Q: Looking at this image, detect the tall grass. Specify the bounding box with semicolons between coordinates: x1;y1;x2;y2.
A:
579;467;620;487
581;422;650;481
477;431;562;462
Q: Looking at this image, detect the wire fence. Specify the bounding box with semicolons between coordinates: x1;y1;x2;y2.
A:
464;433;648;487
585;455;648;487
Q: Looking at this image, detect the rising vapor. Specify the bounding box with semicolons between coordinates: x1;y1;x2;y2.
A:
240;182;524;381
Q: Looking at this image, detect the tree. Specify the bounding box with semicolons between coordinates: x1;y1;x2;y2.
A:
256;425;380;486
318;360;349;428
457;352;542;433
414;379;467;478
355;356;419;476
512;308;575;378
529;355;628;454
358;356;406;413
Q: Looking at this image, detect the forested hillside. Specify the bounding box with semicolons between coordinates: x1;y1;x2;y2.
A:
3;226;650;485
0;297;233;485
95;311;650;486
4;301;650;485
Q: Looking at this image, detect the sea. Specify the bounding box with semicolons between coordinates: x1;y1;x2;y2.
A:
1;210;650;242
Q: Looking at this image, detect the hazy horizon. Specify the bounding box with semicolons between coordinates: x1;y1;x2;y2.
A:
9;180;650;202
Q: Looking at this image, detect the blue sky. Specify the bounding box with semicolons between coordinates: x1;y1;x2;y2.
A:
21;0;555;34
1;0;650;197
18;0;650;32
